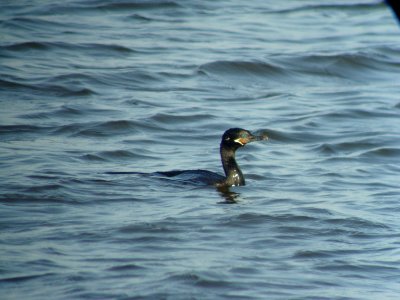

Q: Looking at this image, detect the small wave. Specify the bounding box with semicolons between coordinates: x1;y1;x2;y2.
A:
37;84;95;97
280;50;400;81
0;124;47;134
80;42;134;56
51;123;82;136
311;138;378;156
45;73;105;88
2;41;134;58
1;16;64;32
118;221;183;235
0;124;52;141
167;271;232;289
273;2;384;14
0;273;56;283
321;108;397;120
96;1;181;11
293;250;334;259
93;120;137;131
3;41;50;51
312;143;337;155
60;86;95;97
198;60;287;79
150;112;213;125
79;154;107;162
52;120;140;137
107;264;145;272
220;213;316;228
9;1;181;16
266;129;327;144
0;193;77;204
325;217;388;230
22;184;64;193
93;69;171;91
20;104;119;121
98;150;150;160
51;105;83;117
0;77;96;97
0;78;34;90
359;147;400;159
127;13;156;21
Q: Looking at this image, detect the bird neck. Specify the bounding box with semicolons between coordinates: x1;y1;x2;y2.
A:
220;144;245;186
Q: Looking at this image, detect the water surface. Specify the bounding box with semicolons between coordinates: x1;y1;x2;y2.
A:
1;1;400;299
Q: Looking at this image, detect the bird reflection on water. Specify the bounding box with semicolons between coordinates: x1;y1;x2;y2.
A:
217;186;241;204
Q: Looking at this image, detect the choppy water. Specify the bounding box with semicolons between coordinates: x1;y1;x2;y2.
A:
1;1;400;299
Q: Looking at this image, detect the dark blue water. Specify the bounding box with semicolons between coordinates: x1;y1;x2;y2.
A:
1;1;400;299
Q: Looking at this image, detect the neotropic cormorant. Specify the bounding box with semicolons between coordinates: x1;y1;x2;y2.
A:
157;128;268;187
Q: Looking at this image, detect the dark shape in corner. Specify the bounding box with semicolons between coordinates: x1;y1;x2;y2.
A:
386;0;400;23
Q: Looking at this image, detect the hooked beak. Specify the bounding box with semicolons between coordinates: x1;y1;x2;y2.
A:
234;131;268;146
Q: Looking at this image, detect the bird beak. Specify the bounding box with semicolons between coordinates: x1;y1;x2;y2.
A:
235;132;268;145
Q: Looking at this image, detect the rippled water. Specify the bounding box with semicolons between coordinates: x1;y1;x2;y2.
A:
1;1;400;299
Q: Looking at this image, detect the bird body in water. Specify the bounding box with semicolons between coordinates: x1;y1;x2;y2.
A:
107;128;267;187
157;128;268;187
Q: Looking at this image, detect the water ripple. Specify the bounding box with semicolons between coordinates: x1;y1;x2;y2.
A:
1;1;400;299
